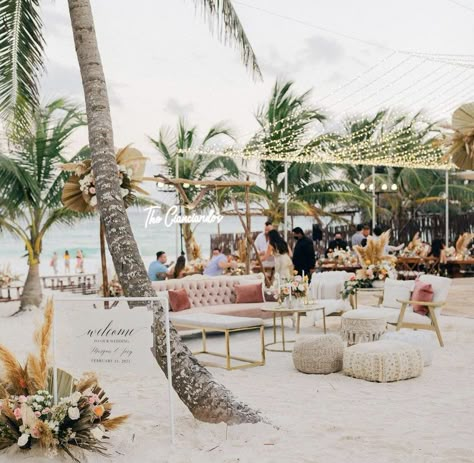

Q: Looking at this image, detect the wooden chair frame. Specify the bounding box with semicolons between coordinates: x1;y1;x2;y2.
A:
395;299;446;347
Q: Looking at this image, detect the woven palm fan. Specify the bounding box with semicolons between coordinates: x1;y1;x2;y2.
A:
61;146;149;212
446;103;474;170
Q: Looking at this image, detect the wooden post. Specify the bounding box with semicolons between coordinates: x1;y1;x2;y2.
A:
100;219;110;308
231;198;270;287
245;179;251;274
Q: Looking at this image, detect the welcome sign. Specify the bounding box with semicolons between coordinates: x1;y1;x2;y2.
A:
55;304;154;373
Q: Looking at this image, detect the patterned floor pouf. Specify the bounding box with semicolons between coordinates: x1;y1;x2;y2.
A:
341;309;387;346
292;334;344;374
381;330;436;366
343;340;423;382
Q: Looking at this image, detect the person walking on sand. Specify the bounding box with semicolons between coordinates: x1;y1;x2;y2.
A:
75;250;84;273
50;252;58;275
64;250;70;274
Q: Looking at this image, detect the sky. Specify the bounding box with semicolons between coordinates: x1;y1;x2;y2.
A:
40;0;474;167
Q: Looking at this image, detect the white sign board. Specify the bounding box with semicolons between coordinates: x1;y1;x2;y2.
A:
55;303;154;373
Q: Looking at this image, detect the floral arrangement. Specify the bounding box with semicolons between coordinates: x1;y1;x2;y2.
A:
278;274;308;302
444;246;456;259
400;232;429;257
324;248;359;267
0;264;20;287
342;231;397;299
0;300;127;461
188;258;207;274
99;278;123;297
226;263;246;276
61;145;148;213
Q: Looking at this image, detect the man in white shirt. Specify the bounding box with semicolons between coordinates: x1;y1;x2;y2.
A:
255;221;274;269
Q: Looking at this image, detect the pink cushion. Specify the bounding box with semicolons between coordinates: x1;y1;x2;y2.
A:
168;288;191;312
411;280;434;316
234;283;264;304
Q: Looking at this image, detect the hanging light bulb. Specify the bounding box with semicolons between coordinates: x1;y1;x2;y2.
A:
157;181;164;188
183;183;190;189
360;183;366;190
391;184;398;191
368;183;374;191
381;183;388;191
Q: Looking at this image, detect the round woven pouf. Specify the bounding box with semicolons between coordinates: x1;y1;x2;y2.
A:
341;309;387;346
292;334;344;374
343;340;423;382
381;330;436;366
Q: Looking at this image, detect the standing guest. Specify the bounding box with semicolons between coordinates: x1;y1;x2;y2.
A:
292;227;315;277
64;250;70;274
171;255;186;279
50;252;58;275
262;230;293;280
353;224;371;247
148;251;169;281
255;220;274;270
326;232;348;256
351;224;364;247
204;248;235;277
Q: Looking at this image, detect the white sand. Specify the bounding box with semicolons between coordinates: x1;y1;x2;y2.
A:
1;298;474;463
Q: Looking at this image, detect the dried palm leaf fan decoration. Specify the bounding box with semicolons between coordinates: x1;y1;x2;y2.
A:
444;103;474;170
354;230;396;268
61;146;148;297
455;232;474;256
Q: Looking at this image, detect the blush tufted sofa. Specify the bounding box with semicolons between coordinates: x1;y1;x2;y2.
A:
151;273;278;319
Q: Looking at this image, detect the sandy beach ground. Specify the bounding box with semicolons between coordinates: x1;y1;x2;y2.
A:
0;279;473;462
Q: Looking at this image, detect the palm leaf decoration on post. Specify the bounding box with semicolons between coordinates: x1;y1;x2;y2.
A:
445;103;474;170
61;145;148;297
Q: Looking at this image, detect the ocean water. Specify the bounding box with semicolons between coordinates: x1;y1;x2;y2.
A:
0;208;315;279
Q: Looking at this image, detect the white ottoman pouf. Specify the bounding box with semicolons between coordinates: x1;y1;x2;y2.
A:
341;309;387;345
343;340;423;382
292;334;344;374
381;330;436;366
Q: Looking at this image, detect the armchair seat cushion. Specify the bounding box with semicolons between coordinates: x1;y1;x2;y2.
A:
356;306;432;326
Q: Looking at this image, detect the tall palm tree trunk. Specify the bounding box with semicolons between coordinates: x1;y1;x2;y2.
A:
20;260;42;309
67;0;261;424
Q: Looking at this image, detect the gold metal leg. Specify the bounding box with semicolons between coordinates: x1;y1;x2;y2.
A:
281;314;286;351
273;313;276;343
260;325;265;364
225;330;231;370
322;307;327;334
202;329;207;353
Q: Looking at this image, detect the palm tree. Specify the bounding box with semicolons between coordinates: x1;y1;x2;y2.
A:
247;80;369;224
0;0;262;423
150;119;239;259
0;99;87;310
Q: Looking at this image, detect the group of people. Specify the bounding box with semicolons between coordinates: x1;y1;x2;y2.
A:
50;250;84;274
147;248;240;281
255;221;315;280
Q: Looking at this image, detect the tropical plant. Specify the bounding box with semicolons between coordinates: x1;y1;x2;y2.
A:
1;0;262;424
150;118;239;259
247;80;370;224
0;99;88;310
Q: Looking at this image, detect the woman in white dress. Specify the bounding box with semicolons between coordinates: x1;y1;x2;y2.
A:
262;230;294;280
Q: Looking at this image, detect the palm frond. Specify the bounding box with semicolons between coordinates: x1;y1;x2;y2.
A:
0;0;45;126
193;0;261;79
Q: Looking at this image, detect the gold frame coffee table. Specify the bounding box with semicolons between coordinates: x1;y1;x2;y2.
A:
262;304;326;352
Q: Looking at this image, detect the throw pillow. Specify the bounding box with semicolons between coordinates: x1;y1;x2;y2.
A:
382;279;415;309
235;283;265;304
411;280;434;316
168;288;191;312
